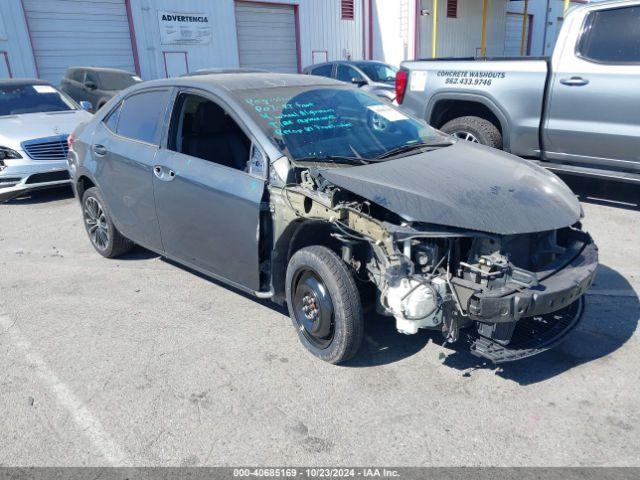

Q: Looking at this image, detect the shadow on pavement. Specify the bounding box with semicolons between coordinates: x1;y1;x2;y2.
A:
4;185;74;205
558;174;639;211
440;264;638;385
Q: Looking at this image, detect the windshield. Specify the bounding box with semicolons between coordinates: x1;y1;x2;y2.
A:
354;63;397;84
237;86;449;162
99;72;141;90
0;84;77;116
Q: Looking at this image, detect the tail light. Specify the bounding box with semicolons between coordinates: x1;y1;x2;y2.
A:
395;69;408;104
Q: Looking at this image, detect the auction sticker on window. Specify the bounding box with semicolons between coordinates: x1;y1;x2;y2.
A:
410;71;428;91
32;85;57;94
367;105;408;122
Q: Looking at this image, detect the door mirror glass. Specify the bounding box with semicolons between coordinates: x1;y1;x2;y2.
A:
79;101;93;111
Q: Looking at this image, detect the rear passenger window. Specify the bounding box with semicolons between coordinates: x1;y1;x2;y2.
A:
311;64;333;78
116;90;169;144
578;6;640;64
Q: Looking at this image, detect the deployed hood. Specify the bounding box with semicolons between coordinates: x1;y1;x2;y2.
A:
0;110;92;149
319;141;581;235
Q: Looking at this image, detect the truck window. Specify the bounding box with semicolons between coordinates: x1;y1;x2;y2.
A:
578;6;640;64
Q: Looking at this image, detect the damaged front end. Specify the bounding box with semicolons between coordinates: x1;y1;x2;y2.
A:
270;157;598;363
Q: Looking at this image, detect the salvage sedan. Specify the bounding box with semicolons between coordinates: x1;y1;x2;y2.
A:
68;74;598;364
0;79;92;202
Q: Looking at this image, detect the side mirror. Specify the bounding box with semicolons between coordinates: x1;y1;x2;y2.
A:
351;77;367;86
79;101;93;112
85;81;97;90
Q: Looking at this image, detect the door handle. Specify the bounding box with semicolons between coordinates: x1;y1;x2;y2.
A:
92;144;108;156
560;76;589;86
153;165;176;181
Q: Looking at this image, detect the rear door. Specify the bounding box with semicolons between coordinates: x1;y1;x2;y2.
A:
90;88;171;252
544;4;640;171
152;89;267;291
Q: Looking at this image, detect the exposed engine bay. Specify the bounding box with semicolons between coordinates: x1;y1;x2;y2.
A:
270;158;598;363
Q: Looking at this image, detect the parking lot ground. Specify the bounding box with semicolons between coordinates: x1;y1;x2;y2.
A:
0;178;638;467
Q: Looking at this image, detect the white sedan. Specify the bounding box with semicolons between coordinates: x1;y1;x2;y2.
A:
0;79;92;202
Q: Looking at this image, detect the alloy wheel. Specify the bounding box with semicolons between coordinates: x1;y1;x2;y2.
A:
84;196;110;251
453;131;480;143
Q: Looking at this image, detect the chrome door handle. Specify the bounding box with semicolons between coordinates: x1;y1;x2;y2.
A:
560;76;589;86
92;144;107;156
153;165;176;181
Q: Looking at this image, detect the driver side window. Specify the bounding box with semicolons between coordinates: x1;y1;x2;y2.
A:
168;93;252;172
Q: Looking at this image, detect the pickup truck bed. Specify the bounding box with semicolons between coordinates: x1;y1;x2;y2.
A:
400;57;549;158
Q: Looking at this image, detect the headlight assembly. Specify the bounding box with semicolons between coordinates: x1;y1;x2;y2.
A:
0;146;22;160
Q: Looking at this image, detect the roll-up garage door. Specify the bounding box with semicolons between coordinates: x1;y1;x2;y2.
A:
22;0;136;84
235;2;299;73
504;13;532;57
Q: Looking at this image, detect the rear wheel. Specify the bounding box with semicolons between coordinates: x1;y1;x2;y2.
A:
82;187;133;258
286;246;363;364
441;115;503;149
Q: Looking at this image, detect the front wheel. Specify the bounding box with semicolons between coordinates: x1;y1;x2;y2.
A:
286;246;364;364
441;115;503;149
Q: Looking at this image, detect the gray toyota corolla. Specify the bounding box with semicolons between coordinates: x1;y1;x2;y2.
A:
68;73;598;364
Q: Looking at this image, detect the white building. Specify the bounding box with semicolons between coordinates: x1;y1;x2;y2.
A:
369;0;589;67
0;0;366;83
0;0;594;83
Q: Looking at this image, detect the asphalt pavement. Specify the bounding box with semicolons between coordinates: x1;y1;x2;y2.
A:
0;177;638;466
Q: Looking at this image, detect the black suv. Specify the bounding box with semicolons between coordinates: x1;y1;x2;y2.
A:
60;67;141;112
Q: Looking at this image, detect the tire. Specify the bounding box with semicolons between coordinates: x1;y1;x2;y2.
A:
82;187;133;258
441;115;503;149
286;246;364;364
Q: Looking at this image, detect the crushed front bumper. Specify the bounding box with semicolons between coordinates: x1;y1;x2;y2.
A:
0;159;71;202
458;232;598;362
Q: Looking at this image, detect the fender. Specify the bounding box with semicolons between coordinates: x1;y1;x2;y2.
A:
424;91;513;152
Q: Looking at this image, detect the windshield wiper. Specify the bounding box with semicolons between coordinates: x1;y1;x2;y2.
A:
375;141;452;160
294;155;369;165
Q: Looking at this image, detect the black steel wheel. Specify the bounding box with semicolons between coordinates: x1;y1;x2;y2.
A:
292;269;335;349
286;246;364;364
82;187;133;258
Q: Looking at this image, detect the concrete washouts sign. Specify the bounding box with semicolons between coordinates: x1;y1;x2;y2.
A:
158;11;212;45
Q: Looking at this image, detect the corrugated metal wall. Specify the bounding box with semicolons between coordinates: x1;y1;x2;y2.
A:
418;0;508;58
129;0;364;80
0;0;38;79
22;0;136;84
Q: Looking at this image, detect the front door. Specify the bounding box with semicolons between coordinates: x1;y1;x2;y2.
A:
544;4;640;172
152;91;265;291
91;89;171;252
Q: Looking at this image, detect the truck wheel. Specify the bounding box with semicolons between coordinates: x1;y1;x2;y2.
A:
82;187;133;258
441;116;503;149
286;246;364;364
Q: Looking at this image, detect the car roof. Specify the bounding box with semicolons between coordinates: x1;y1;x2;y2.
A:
0;78;53;87
132;72;343;93
67;66;136;75
183;68;269;76
304;60;391;70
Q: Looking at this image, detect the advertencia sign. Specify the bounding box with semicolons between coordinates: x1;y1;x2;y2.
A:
158;11;212;45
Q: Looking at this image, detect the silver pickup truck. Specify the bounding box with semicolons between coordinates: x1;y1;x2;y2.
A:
397;0;640;184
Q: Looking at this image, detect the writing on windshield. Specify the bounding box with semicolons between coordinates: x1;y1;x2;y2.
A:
244;96;352;137
238;87;447;161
